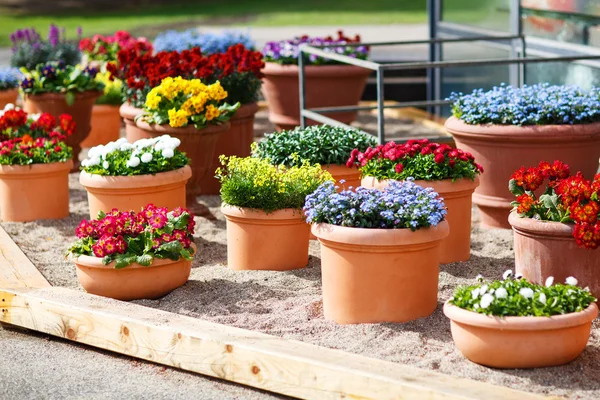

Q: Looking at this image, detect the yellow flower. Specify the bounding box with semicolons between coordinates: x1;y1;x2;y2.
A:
168;108;189;128
205;104;221;121
191;92;208;113
146;91;162;109
207;81;228;101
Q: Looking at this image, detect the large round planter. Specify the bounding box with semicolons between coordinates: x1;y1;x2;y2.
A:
74;253;192;301
135;120;229;216
81;104;122;148
0;89;18;109
80;165;192;219
361;176;478;264
509;212;600;299
120;102;145;143
198;102;259;194
446;116;600;229
0;160;72;222
312;221;449;324
443;301;598;368
25;91;101;170
262;62;371;131
221;205;310;271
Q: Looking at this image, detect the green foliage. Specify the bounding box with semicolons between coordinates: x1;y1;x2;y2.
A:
0;138;72;165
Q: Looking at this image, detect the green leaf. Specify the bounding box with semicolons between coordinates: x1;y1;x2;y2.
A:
65;91;76;106
96;210;106;220
102;256;113;265
180;248;193;260
114;254;137;269
173;213;190;230
136;254;154;267
508;179;525;196
158;240;183;253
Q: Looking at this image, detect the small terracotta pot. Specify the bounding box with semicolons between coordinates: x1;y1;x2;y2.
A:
0;160;72;222
313;221;449;324
74;253;192;301
22;97;40;114
80;166;192;219
362;176;479;263
446;116;600;229
81;104;122;148
120;102;145;143
221;205;310;271
444;301;598;368
509;212;600;299
261;62;371;131
0;89;18;109
25;91;102;170
198;102;259;194
322;164;361;191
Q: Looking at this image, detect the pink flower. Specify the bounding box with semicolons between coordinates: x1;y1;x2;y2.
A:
150;213;168;229
395;163;404;174
160;233;173;243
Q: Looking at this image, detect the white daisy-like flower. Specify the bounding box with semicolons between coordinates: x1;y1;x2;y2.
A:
480;284;488;294
161;148;174;158
102;161;109;169
495;287;508;299
480;293;494;309
545;276;554;287
475;274;484;282
126;156;140;168
81;159;89;167
120;142;133;151
538;293;547;305
4;103;15;110
87;145;103;159
140;153;153;163
565;276;578;286
502;269;513;280
471;288;480;299
115;138;128;145
519;287;534;299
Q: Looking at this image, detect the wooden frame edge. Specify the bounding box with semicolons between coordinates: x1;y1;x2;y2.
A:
0;226;50;289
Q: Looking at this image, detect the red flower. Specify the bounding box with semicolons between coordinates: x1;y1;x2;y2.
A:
569;200;599;224
395;163;404;174
150;212;168;229
59;114;76;136
516;193;536;214
434;153;445;164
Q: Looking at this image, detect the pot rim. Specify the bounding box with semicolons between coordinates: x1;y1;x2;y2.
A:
221;204;305;220
0;159;73;176
262;62;372;77
74;243;196;270
25;90;103;101
443;300;598;330
231;102;259;120
79;165;192;189
119;102;143;120
508;211;575;238
93;103;121;111
135;120;231;135
362;176;480;194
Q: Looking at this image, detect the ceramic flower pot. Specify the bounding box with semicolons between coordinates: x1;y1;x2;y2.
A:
445;116;600;229
221;205;310;271
312;221;449;324
0;89;18;109
80;165;191;219
135;120;230;216
0;160;72;222
25;91;101;170
74;253;192;301
261;62;371;131
443;300;598;368
198;102;259;194
120;102;145;143
509;212;600;299
81;104;122;148
322;164;362;191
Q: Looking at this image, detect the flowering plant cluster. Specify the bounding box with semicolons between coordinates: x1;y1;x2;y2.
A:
448;84;600;126
0;68;21;91
79;31;152;63
509;160;600;249
347;139;483;181
217;156;333;213
10;25;81;70
21;61;104;106
252;125;377;167
450;271;596;317
262;30;369;65
94;71;123;106
143;77;239;129
67;204;196;269
81;136;189;176
153;29;254;54
304;179;447;230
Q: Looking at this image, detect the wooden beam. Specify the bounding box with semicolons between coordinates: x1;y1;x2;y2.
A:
0;227;50;289
0;287;549;400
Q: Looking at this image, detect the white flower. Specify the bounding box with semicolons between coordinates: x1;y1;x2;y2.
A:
480;293;494;309
28;113;41;121
161;148;174;158
87;145;103;159
471;288;480;299
515;273;523;280
565;276;578;286
141;153;153;163
538;293;547;305
102;161;109;169
4;103;15;110
116;138;128;145
475;274;484;282
495;287;508;299
473;303;480;310
519;288;534;299
120;142;133;151
81;159;89;167
480;284;488;294
87;157;101;167
488;288;495;295
126;157;140;168
502;269;513;280
545;276;554;287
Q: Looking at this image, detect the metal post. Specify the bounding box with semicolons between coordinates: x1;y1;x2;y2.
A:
520;35;527;86
376;66;385;144
298;45;307;129
509;0;522;87
428;0;442;116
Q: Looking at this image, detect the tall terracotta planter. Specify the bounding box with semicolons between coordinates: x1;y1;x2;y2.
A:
81;104;122;148
221;205;310;271
446;116;600;229
509;212;600;299
80;166;192;219
444;301;598;368
312;221;449;324
25;91;101;170
0;160;72;222
120;102;145;143
198;102;259;194
135;120;229;216
262;62;371;131
0;89;18;109
323;164;361;191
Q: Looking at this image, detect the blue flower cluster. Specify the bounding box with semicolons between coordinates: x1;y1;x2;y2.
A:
153;29;254;54
0;67;21;91
263;35;369;65
304;180;447;230
448;83;600;126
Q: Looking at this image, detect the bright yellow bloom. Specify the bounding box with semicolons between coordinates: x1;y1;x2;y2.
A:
205;104;221;121
146;91;162;109
207;81;228;101
168;108;189;128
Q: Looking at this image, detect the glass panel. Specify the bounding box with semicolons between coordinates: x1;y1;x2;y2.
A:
526;62;600;88
441;0;511;32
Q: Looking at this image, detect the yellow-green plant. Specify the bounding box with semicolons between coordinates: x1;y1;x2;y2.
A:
95;70;123;106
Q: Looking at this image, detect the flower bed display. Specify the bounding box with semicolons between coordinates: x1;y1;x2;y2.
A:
0;68;20;109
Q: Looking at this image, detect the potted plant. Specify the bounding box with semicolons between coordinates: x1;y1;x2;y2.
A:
446;84;600;229
262;30;371;130
0;68;20;109
79;30;153;68
81;71;124;148
217;156;332;271
135;76;239;215
252;125;377;190
153;28;254;54
0;106;74;221
352;139;483;263
20;61;104;169
80;135;191;219
305;180;449;324
508;160;600;298
444;272;598;368
67;204;196;301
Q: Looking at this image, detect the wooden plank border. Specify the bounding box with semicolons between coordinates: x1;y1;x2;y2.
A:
0;226;50;289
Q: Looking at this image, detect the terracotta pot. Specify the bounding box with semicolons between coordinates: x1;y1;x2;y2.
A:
322;164;362;191
221;205;310;271
198;102;259;194
120;102;146;143
81;104;122;148
135;120;229;216
0;160;72;222
362;176;479;263
509;212;600;299
446;116;600;229
444;301;598;368
22;97;39;114
312;221;449;324
25;91;101;170
74;252;192;300
80;165;191;219
262;62;371;131
0;89;18;109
